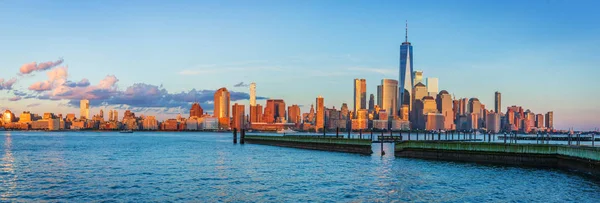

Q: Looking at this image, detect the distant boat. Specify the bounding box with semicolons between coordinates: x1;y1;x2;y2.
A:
120;130;133;133
277;128;297;134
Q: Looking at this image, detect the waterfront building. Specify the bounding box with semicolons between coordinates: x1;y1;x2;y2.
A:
391;119;411;130
452;99;460;120
80;99;89;120
426;78;438;97
495;91;501;113
340;103;349;120
214;87;230;129
316;96;325;131
142;116;158;130
249;82;256;106
113;110;119;123
189;102;203;118
372;119;388;130
250;104;263;123
468;113;479;130
353;78;367;114
377;79;398;118
185;119;198;131
202;117;218;130
399;23;415;114
265;99;286;123
536;114;544;128
486;113;501;133
287;105;301;125
19;111;32;123
545;111;554;129
108;110;113;122
232;103;245;130
162;119;179;131
458;98;468;116
411;82;428;128
436;90;454;130
424;113;444;131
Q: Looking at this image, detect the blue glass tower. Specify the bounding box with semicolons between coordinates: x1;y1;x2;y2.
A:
399;21;414;114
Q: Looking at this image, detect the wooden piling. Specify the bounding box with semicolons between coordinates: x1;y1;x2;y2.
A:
359;129;362;139
336;127;339;138
240;129;245;144
233;128;237;144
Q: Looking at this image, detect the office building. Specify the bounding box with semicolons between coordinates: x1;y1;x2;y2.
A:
412;71;423;86
436;90;454;130
368;94;375;111
377;79;398;119
232;103;245;130
536;114;544;128
411;82;427;127
214;87;231;128
250;82;256;106
80;99;89;120
399;22;414;114
265;99;286;123
545;111;553;129
353;78;367;113
426;78;438;96
495;91;501;113
316;96;325;131
486;113;501;133
250;104;263;123
468;98;482;115
288;105;301;125
190;102;203;118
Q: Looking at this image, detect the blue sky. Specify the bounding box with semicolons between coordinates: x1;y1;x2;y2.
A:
0;0;599;130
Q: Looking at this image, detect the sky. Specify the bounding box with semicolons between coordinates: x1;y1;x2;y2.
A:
0;0;599;130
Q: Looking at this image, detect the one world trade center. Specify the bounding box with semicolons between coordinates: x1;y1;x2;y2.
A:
399;21;414;116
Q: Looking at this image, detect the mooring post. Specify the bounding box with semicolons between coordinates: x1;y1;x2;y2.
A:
381;131;384;142
408;130;411;141
451;131;454;140
577;133;581;146
568;133;571;145
504;132;507;144
390;130;393;140
416;130;419;141
370;131;373;141
593;131;595;147
233;128;237;144
348;130;350;139
438;130;441;141
536;132;539;144
359;129;362;139
380;136;384;156
336;127;339;138
240;129;245;144
445;131;448;140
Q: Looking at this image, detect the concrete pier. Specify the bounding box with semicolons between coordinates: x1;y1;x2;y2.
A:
245;135;372;155
395;141;600;177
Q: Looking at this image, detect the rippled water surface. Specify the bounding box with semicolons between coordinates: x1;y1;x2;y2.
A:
1;131;599;202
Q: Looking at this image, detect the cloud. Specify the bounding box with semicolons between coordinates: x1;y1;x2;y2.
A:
0;78;17;90
234;82;249;87
19;58;64;74
28;66;69;91
26;103;41;108
8;96;22;101
64;78;91;88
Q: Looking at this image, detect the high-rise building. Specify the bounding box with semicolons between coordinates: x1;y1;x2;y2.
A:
250;104;263;123
412;71;423;87
494;91;501;114
353;78;367;113
265;99;286;123
249;82;256;106
80;99;89;120
368;94;375;111
545;111;553;129
486;113;501;133
287;105;301;124
468;98;482;115
214;87;231;128
536;114;544;128
189;102;203;118
377;79;398;119
411;82;428;127
400;104;409;121
113;110;118;122
426;78;438;96
316;96;325;131
436;90;454;130
340;103;349;120
399;21;414;114
99;109;104;118
108;110;114;122
232;103;245;130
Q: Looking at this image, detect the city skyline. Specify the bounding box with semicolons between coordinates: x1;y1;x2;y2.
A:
0;1;599;130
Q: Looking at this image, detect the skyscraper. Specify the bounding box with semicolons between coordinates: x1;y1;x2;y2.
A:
426;78;438;96
214;87;231;128
353;78;367;113
190;102;203;118
468;98;482;115
399;21;414;113
495;91;501;114
411;82;427;127
250;82;256;106
232;103;245;130
80;99;89;120
412;71;423;86
545;111;554;129
316;96;325;131
287;105;301;124
250;104;263;123
368;94;375;111
265;99;286;123
378;79;398;118
436;90;454;130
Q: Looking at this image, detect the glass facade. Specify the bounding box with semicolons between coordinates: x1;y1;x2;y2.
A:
399;42;414;113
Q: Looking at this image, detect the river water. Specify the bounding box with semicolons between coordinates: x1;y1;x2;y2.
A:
1;131;599;202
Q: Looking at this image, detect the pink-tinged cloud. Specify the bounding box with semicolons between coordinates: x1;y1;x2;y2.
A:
26;103;41;108
28;81;52;91
8;96;22;101
19;58;64;74
0;77;17;90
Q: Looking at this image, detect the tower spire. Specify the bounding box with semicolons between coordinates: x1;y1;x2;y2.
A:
405;20;408;43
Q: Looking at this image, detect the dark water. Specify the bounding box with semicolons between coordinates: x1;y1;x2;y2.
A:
1;132;599;202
